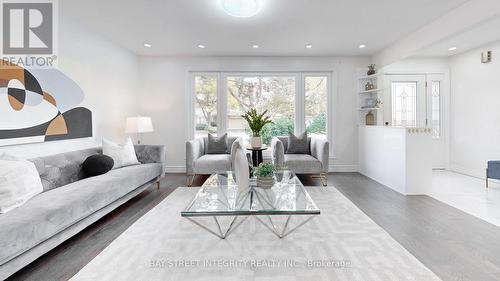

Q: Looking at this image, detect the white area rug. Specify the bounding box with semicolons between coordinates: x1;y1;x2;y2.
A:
71;187;440;281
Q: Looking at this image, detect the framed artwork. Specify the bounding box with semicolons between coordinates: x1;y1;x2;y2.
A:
0;60;92;146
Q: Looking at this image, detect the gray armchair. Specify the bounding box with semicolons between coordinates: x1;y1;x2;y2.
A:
186;136;240;186
271;136;329;186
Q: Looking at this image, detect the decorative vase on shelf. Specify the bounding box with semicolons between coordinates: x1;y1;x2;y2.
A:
365;111;375;126
365;82;375;90
251;136;262;148
367;64;376;76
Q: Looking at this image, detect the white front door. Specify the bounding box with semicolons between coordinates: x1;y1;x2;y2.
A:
384;74;447;169
384;74;427;128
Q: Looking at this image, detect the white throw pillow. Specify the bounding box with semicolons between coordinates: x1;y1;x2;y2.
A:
0;153;43;214
102;137;140;169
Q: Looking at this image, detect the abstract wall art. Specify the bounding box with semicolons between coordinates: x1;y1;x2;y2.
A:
0;60;92;146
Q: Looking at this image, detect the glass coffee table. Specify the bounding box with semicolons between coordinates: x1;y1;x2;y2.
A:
181;170;320;239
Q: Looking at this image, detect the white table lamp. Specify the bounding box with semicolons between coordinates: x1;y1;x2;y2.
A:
126;116;154;144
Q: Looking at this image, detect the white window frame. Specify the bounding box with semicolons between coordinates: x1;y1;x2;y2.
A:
187;71;334;157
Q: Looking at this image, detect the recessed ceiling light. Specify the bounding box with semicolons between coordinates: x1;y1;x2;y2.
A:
448;47;457;51
305;44;313;49
221;0;263;18
198;44;206;49
143;43;152;48
359;44;366;49
252;44;259;49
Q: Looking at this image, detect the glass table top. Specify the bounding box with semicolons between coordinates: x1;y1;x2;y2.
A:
181;171;320;217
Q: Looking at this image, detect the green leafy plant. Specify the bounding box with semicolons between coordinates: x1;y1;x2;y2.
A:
255;162;275;177
241;108;273;137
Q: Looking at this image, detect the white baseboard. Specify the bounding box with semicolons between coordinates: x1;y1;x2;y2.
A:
165;165;186;173
329;164;358;172
165;164;359;173
449;163;485;179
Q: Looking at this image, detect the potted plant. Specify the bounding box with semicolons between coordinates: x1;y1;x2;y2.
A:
255;162;275;188
367;64;376;76
241;108;273;148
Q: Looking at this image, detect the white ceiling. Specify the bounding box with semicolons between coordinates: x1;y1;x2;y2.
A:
414;15;500;57
62;0;469;57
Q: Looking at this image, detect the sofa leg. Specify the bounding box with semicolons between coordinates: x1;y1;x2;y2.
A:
187;175;195;187
156;180;160;190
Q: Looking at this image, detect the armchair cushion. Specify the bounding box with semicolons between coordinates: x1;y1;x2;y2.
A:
284;155;322;174
194;154;231;174
207;133;228;154
286;132;309;154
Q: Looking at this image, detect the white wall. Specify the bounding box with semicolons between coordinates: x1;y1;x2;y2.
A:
0;12;139;158
449;40;500;178
137;56;369;172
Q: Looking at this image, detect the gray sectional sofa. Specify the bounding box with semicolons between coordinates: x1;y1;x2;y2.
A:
0;145;165;280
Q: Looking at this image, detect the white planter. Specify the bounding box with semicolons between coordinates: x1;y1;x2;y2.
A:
257;176;274;189
251;136;262;148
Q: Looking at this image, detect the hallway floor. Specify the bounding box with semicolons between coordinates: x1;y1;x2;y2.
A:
430;170;500;227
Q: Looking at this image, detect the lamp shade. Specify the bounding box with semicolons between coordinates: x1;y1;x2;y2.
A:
125;116;154;133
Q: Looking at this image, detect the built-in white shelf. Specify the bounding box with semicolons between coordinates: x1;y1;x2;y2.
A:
358;88;382;94
358;73;379;80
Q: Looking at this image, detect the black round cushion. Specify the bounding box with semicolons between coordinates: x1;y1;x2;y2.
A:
82;154;114;177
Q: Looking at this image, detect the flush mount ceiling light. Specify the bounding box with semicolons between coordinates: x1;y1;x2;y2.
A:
448;46;457;51
198;44;206;49
221;0;263;18
359;44;366;49
252;44;259;49
143;43;152;48
305;44;313;49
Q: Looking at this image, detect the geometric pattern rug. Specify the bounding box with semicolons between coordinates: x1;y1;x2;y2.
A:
71;187;441;281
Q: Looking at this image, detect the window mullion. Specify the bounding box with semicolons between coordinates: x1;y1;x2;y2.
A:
218;73;227;135
295;73;305;134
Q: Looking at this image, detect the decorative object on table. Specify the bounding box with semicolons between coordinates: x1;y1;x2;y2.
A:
102;137;140;169
486;160;500;188
241;108;273;148
365;111;375;126
364;81;375;91
82;154;114;177
125;116;154;145
0;153;43;214
246;145;268;167
367;64;376;75
207;133;228;154
233;147;250;196
255;162;276;188
0;60;92;146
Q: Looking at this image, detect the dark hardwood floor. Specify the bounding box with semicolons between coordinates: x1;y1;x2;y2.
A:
6;173;500;281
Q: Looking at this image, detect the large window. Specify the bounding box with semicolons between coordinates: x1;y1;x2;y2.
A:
194;75;217;138
305;76;327;140
227;76;295;145
190;72;332;151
